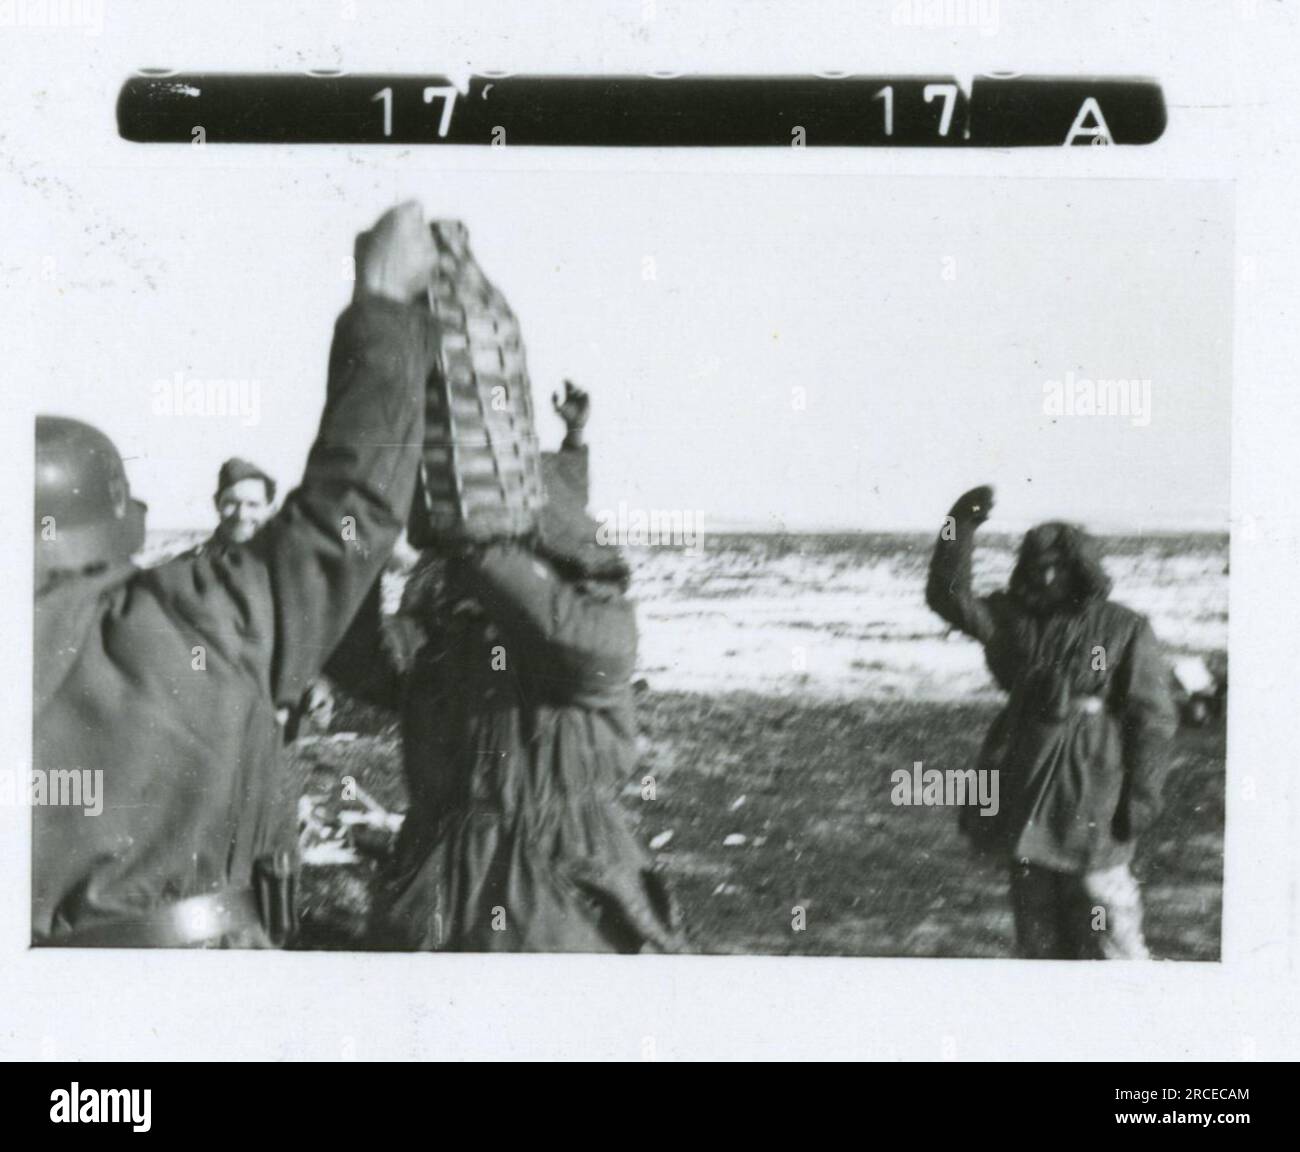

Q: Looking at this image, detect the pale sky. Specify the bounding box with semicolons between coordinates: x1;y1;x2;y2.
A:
12;157;1232;532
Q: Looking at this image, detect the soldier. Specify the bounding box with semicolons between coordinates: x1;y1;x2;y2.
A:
33;202;439;947
190;458;337;739
926;485;1178;959
330;382;685;953
187;457;278;558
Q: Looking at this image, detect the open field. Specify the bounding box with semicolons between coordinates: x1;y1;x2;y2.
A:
291;689;1224;960
146;527;1227;959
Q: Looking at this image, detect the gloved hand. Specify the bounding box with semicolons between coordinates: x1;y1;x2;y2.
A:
354;201;439;305
949;484;995;527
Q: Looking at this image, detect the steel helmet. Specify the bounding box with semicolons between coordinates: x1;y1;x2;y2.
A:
35;416;146;577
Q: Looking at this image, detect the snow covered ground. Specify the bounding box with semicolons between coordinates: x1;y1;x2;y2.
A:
143;528;1228;702
627;532;1227;701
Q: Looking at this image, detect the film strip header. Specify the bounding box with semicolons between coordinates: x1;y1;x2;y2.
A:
117;72;1166;148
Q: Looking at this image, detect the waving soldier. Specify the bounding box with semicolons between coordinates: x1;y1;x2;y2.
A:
926;485;1178;959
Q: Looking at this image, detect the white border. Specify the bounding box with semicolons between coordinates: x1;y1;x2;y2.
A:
1;0;1297;1060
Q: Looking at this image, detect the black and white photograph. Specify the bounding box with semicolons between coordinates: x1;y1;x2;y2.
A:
2;0;1298;1073
30;172;1230;961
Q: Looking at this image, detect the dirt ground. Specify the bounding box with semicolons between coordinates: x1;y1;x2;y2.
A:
290;688;1224;960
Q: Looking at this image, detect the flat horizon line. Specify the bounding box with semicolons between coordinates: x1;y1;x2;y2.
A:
146;522;1232;538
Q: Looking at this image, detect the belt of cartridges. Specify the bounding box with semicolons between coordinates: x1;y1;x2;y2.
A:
409;219;545;548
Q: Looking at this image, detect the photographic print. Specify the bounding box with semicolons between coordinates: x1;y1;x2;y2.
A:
30;164;1230;961
4;0;1297;1069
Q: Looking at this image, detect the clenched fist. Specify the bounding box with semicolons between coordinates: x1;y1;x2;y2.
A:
354;202;438;305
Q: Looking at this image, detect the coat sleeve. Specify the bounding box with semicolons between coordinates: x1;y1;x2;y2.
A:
248;297;434;705
463;542;635;708
925;519;1000;645
541;443;590;508
1115;617;1179;838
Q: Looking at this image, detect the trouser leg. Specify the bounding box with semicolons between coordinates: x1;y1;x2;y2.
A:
1008;860;1072;959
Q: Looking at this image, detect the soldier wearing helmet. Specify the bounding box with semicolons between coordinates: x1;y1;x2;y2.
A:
34;417;147;582
33;203;440;948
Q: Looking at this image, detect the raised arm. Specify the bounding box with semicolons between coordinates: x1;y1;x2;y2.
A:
321;573;426;711
543;379;592;506
250;204;438;705
926;485;999;645
461;542;636;709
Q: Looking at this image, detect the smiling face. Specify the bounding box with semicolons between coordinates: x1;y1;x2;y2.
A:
215;477;272;545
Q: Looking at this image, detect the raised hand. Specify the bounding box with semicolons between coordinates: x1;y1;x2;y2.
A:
354;201;438;305
552;380;591;431
949;484;995;526
552;380;591;447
